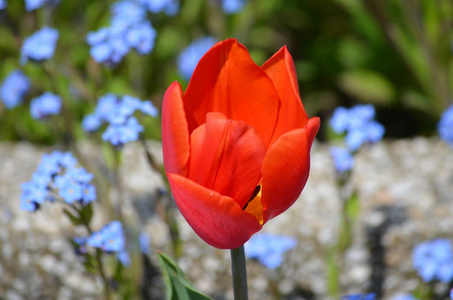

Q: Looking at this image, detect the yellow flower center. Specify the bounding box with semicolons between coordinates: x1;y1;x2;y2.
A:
243;185;264;225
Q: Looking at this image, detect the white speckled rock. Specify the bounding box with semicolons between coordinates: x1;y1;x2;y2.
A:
0;138;452;299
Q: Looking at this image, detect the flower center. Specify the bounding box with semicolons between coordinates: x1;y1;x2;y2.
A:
243;184;264;225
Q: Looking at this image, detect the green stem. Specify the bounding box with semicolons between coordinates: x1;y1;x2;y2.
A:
230;245;249;300
72;204;113;300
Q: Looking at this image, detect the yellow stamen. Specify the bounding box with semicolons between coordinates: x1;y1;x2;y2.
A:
244;185;264;225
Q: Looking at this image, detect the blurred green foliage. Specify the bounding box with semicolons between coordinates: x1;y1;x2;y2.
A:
0;0;451;144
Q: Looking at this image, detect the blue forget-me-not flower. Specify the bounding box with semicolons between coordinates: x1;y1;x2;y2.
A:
30;92;61;119
20;151;96;212
391;295;419;300
21;27;59;64
87;0;158;66
330;146;354;173
0;70;30;109
177;36;217;81
438;104;453;147
83;93;158;146
341;294;376;300
137;0;179;15
244;233;297;269
221;0;247;14
413;239;453;283
77;220;130;266
330;104;385;151
25;0;60;11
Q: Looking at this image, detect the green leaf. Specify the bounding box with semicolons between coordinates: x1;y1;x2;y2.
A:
156;252;213;300
326;249;339;297
345;192;360;222
80;203;93;224
338;69;395;104
63;208;84;226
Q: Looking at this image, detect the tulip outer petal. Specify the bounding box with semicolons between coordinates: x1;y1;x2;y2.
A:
167;173;263;249
261;117;320;223
162;81;190;176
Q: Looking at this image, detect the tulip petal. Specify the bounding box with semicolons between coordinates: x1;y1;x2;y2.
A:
260;117;320;223
184;39;280;147
188;112;266;209
162;81;190;176
167;173;262;249
262;46;309;145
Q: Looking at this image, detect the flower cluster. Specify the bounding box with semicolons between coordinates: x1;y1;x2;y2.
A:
20;26;59;65
25;0;60;11
244;234;297;269
20;151;96;212
30;92;62;119
82;93;158;146
330;104;385;151
86;0;160;66
342;294;375;300
75;221;130;266
221;0;247;14
0;69;30;109
137;0;179;15
413;239;453;282
177;36;217;80
438;104;453;147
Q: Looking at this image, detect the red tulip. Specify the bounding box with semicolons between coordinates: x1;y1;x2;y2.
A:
162;39;320;249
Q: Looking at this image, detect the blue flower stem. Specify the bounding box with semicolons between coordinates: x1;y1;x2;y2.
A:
230;245;249;300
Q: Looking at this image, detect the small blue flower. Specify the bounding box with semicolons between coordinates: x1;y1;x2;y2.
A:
126;21;157;54
25;0;60;11
0;0;6;10
111;0;146;27
20;194;40;212
81;185;96;204
117;250;131;266
82;114;102;132
245;234;297;269
87;221;127;254
66;167;95;183
391;294;419;300
95;93;118;120
0;70;30;109
330;106;350;134
413;239;453;283
139;233;149;254
342;294;376;300
330;147;354;173
30;92;61;119
330;104;384;151
139;100;158;117
21;27;59;64
438;104;453;147
58;181;83;204
138;0;179;15
221;0;246;14
87;231;105;248
87;1;158;66
102;116;144;146
37;151;62;175
177;37;217;81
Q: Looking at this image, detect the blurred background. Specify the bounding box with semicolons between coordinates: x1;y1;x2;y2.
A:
0;0;451;144
0;0;453;299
